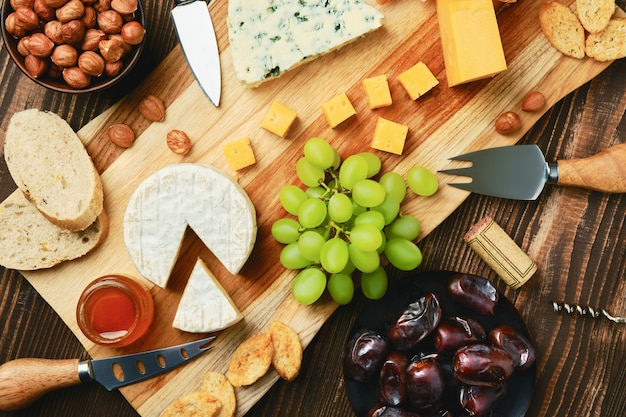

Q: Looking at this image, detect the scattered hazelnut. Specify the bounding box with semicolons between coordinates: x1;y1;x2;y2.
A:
139;95;166;122
17;36;31;56
521;91;546;112
78;50;105;76
111;0;137;14
34;0;55;21
107;123;135;147
97;9;122;34
61;19;85;44
166;130;192;155
55;0;84;23
103;60;123;77
62;66;91;88
25;54;48;77
121;21;145;45
98;38;125;62
51;44;78;67
44;20;64;44
27;33;55;57
15;6;39;30
494;111;522;135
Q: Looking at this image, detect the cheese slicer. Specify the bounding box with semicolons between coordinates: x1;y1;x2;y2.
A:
0;336;215;411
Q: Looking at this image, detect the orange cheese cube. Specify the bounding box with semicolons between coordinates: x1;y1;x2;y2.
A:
223;137;256;170
437;0;507;87
261;101;298;137
398;62;439;100
371;117;408;155
321;93;356;128
362;75;393;109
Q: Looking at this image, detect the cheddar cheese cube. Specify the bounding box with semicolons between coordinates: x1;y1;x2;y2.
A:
321;93;356;128
362;75;393;109
398;62;439;100
261;101;298;137
371;117;408;155
437;0;507;87
223;137;256;170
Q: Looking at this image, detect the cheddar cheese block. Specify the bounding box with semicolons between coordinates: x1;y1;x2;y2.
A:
227;0;384;87
123;164;257;288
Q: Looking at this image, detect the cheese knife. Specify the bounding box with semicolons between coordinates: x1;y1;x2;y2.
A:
0;336;215;411
171;0;221;106
439;143;626;200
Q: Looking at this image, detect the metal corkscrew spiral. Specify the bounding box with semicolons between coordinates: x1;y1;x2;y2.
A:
551;301;626;324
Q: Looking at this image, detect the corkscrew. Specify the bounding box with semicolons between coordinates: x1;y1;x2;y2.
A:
551;301;626;324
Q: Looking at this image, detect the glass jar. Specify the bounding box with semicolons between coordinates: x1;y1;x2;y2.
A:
76;274;154;348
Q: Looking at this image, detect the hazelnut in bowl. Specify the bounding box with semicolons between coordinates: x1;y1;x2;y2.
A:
1;0;146;94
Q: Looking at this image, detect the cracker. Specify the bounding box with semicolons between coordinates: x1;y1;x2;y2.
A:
540;2;585;59
160;391;221;417
585;18;626;61
576;0;616;33
201;372;237;417
227;332;274;387
268;321;303;381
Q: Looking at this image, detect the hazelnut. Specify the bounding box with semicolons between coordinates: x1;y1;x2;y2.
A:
111;0;137;14
34;0;55;21
62;66;91;88
27;33;55;57
78;50;105;76
94;0;111;13
107;123;135;147
51;44;78;67
97;9;123;34
61;19;85;44
56;0;84;23
121;21;145;45
494;111;522;135
44;0;68;8
98;38;125;62
17;36;31;56
25;54;48;77
108;34;131;54
139;95;166;122
104;60;123;77
15;6;40;30
80;28;106;51
5;13;28;38
81;6;97;29
10;0;34;9
48;62;63;78
166;130;192;155
521;91;546;112
44;20;64;44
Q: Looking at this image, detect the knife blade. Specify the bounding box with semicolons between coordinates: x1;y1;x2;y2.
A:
0;336;215;411
171;0;221;106
439;143;626;200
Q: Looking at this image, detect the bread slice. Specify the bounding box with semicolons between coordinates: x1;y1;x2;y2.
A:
576;0;616;33
585;18;626;61
540;2;585;59
4;109;104;231
0;191;109;270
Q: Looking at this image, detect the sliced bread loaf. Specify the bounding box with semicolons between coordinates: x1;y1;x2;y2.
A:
576;0;616;33
4;109;104;231
585;18;626;61
540;2;586;59
0;191;109;270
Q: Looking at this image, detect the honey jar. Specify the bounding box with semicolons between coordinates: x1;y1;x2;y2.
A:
76;274;154;348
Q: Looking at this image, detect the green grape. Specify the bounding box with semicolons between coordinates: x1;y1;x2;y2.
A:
377;231;387;254
292;267;327;305
379;172;406;203
357;152;381;178
407;166;439;197
354;210;385;230
279;185;307;215
340;257;356;275
296;157;325;187
348;243;380;273
306;186;326;199
385;215;421;241
361;266;388;300
352;179;386;208
384;238;423;271
298;198;327;228
349;224;383;252
320;237;349;273
280;242;313;269
297;230;326;262
339;154;368;190
332;149;342;170
372;194;400;225
352;200;367;217
304;137;336;170
328;193;353;223
271;218;302;244
327;273;354;305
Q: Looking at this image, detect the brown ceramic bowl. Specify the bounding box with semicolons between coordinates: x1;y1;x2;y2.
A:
1;0;145;94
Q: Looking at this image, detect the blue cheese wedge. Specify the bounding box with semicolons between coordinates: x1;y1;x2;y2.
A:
123;164;257;288
227;0;385;87
173;258;243;333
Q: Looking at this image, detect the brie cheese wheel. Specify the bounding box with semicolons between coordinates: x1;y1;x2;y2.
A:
173;258;243;333
227;0;385;87
123;163;257;288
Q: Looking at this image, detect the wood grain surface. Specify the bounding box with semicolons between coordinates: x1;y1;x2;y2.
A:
1;0;625;416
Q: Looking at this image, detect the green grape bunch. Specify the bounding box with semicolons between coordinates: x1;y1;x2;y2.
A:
271;137;438;306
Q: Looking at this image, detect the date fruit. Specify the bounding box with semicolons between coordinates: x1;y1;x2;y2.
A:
447;273;498;315
489;324;536;370
454;344;515;386
377;351;408;406
459;383;507;416
389;292;442;350
344;329;389;383
434;316;486;353
406;357;445;414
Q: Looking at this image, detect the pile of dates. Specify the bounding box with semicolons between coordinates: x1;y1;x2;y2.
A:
343;273;536;417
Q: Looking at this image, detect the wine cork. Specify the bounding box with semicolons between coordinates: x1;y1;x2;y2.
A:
464;216;537;289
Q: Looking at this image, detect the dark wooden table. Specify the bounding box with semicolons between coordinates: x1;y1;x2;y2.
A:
1;1;625;416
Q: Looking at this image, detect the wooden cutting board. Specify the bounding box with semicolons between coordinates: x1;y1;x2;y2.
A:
14;0;617;415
